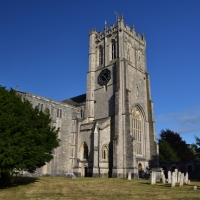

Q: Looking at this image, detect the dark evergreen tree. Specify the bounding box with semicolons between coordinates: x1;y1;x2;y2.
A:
159;140;180;162
159;129;196;162
0;87;60;186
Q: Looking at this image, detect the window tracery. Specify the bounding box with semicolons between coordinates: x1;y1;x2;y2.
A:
99;45;103;65
133;108;143;155
111;39;116;60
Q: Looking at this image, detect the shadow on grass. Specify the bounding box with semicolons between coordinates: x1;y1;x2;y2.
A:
139;182;173;187
0;177;39;189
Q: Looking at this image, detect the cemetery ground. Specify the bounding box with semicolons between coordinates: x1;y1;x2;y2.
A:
0;177;200;199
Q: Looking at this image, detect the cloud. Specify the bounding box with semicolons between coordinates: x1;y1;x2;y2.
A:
155;105;200;135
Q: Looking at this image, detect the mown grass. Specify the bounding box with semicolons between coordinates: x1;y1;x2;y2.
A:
0;177;200;200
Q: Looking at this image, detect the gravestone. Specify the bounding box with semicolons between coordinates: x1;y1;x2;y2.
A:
168;171;171;183
151;167;163;181
65;172;77;179
162;173;165;184
151;171;156;185
171;172;176;187
185;172;188;184
177;171;181;183
179;173;184;186
174;169;178;183
128;172;131;180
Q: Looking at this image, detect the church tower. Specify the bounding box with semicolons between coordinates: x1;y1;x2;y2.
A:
80;15;158;178
17;15;157;178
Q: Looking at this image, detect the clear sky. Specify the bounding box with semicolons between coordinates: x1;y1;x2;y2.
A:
1;0;200;144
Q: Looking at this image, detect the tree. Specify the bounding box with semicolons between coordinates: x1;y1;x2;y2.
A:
159;129;196;162
0;87;60;186
159;140;180;162
190;136;200;160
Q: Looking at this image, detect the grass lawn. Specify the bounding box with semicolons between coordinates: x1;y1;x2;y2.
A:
0;177;200;200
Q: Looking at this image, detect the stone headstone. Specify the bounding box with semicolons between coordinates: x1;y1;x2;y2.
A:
65;172;77;179
168;171;171;183
128;172;131;180
177;171;181;183
194;185;197;190
151;167;163;181
151;171;156;185
185;172;188;184
179;173;184;186
162;173;165;184
174;169;178;183
171;172;176;187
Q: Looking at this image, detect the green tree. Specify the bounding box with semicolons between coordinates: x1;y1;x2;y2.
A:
0;87;60;186
159;129;196;162
159;140;180;162
190;136;200;160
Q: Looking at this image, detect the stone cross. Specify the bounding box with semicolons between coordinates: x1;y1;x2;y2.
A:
168;171;171;183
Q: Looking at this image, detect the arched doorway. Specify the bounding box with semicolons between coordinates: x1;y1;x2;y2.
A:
138;163;143;178
84;167;88;177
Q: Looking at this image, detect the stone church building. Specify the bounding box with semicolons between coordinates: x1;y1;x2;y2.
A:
19;16;158;178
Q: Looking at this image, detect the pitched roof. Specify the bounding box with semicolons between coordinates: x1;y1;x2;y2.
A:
62;94;86;106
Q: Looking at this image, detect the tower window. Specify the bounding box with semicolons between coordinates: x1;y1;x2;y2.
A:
111;39;116;60
37;103;44;111
57;108;62;118
99;45;103;65
127;43;130;61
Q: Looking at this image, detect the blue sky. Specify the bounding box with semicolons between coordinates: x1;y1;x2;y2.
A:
1;0;200;144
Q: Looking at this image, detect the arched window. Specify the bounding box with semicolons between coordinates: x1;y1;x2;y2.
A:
138;163;143;178
83;143;88;159
102;145;108;160
111;39;116;60
127;43;130;61
99;45;103;65
133;108;143;155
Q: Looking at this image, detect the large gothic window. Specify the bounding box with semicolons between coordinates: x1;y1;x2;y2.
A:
133;108;143;155
111;39;116;60
99;45;103;65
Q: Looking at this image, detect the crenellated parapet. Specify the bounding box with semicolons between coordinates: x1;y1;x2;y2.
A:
89;15;145;46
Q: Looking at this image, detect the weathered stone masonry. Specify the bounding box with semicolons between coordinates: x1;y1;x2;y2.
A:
20;15;158;178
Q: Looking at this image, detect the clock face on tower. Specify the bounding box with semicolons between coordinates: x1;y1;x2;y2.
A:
98;69;111;86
